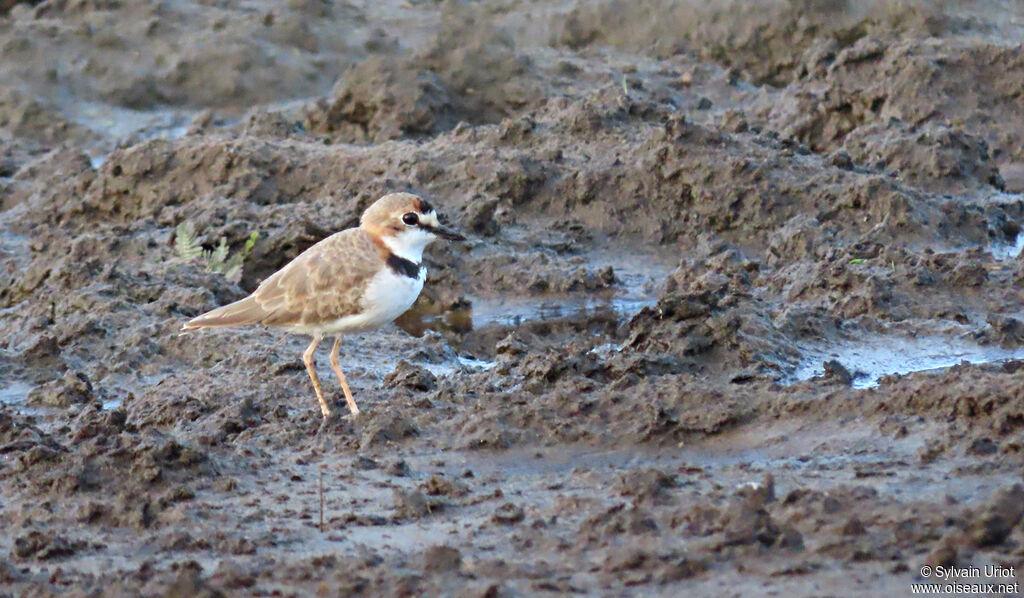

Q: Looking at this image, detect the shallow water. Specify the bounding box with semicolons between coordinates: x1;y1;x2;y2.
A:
0;380;32;406
421;354;497;378
990;231;1024;260
63;102;193;168
471;260;661;327
467;292;654;328
792;334;1024;388
406;255;665;337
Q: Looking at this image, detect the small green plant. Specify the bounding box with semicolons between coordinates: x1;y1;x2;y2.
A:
174;221;203;262
848;258;866;265
175;221;258;283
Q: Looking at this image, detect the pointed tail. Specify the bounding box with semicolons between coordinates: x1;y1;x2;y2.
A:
181;295;267;331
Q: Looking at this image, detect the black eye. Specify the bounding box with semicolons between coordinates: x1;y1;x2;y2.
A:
402;212;419;226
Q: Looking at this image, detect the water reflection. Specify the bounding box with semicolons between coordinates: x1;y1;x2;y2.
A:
395;292;657;338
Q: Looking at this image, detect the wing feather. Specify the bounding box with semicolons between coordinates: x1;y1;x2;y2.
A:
182;228;385;331
181;295;267;329
253;229;384;327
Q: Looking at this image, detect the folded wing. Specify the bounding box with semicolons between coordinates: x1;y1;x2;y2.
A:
182;229;384;330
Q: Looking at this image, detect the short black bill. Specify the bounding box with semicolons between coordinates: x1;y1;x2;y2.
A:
432;224;466;241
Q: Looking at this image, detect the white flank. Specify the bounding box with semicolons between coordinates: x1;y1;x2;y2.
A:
304;266;426;336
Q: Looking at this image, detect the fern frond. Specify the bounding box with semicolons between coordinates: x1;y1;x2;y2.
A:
224;261;243;283
222;232;258;283
174;221;203;261
175;222;259;284
207;238;230;270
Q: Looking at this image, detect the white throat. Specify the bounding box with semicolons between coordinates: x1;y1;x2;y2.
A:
381;227;434;263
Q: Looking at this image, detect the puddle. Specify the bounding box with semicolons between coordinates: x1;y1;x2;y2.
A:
420;354;497;378
0;380;57;422
94;372;172;411
0;380;32;407
791;335;1024;388
472;261;661;328
0;229;32;273
56;101;193;168
401;256;665;337
465;293;654;328
0;376;145;412
990;232;1024;260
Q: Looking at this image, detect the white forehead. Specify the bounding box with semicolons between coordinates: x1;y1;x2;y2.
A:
418;211;439;227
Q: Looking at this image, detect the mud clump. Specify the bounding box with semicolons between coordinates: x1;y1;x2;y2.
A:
360;414;419;449
304;5;545;144
393;488;444;520
11;531;83;561
419;545;462;572
305;55;462;144
384;360;437;392
965;485;1024;548
26;371;97;408
844;121;1005;192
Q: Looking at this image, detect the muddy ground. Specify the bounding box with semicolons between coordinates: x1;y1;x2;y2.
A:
1;0;1024;596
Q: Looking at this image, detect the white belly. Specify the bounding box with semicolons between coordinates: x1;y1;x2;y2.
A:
311;267;425;336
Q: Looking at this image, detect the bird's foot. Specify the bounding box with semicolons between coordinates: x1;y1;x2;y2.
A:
332;398;362;420
315;408;363;437
316;412;345;437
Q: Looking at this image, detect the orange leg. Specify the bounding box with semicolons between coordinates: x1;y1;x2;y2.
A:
302;336;332;418
330;337;360;415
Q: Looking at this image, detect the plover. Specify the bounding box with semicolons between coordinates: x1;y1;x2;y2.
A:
182;192;464;418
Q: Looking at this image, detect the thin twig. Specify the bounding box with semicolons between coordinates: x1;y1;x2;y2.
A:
318;466;325;533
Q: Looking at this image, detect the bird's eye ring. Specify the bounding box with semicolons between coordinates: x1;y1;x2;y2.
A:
402;212;418;226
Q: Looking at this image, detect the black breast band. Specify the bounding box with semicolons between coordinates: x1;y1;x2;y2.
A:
386;253;421;279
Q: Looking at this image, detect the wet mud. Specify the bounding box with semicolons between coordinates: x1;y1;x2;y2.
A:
1;0;1024;596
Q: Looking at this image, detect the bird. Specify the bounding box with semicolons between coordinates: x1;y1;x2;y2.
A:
181;192;465;418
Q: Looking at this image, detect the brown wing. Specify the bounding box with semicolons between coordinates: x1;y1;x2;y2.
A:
253;228;384;327
182;229;384;330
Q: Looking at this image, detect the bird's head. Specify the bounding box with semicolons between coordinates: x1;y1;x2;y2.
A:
361;192;465;262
